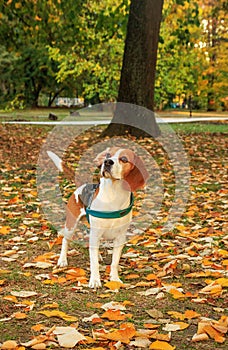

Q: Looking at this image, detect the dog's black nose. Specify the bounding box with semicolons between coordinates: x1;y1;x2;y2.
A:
104;158;114;167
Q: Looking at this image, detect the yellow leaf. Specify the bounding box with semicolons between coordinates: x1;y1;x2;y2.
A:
3;295;18;303
104;281;124;290
41;302;59;309
0;269;11;274
173;321;189;330
214;278;228;287
38;309;78;322
0;226;11;235
169;288;186;299
150;340;176;350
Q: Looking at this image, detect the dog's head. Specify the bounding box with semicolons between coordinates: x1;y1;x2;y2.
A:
94;147;149;192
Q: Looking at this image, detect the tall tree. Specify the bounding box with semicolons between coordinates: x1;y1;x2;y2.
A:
103;0;164;137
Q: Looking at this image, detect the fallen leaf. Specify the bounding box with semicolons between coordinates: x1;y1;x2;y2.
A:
130;337;152;348
203;325;225;343
53;326;86;348
101;301;126;311
11;290;37;298
31;344;46;349
101;309;132;321
192;333;209;342
31;324;46;332
147;309;163;319
0;226;11;235
150;340;176;349
13;312;27;319
1;340;18;349
100;323;136;344
83;313;102;323
38;309;78;322
104;281;124;290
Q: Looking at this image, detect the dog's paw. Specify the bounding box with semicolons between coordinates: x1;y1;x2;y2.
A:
89;277;101;289
57;258;68;267
110;276;123;284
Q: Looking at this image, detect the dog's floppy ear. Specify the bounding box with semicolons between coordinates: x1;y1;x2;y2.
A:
94;148;110;167
124;155;149;192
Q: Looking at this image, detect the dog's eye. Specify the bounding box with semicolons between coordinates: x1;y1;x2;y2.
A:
120;156;128;163
106;153;111;158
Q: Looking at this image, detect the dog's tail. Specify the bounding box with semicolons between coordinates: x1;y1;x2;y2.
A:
47;151;63;172
47;151;76;182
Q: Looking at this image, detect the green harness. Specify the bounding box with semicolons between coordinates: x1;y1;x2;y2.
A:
79;184;134;222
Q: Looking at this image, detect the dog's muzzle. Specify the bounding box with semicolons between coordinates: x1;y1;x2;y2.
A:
102;158;114;177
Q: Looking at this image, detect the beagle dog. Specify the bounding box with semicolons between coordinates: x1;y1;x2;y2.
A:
47;147;148;288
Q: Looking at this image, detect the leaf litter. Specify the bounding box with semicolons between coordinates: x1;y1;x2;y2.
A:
0;124;227;349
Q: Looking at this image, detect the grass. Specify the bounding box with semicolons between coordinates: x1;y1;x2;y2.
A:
171;122;228;133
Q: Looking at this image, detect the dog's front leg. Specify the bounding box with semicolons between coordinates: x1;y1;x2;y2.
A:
89;231;101;288
57;237;69;267
110;243;124;283
89;247;101;288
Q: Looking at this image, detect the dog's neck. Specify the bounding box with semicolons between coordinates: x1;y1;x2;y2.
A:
90;177;131;211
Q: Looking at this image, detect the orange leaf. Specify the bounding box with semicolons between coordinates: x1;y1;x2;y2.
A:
144;323;160;329
101;323;136;344
184;310;200;319
146;273;157;281
101;309;132;321
104;281;124;290
13;312;27;319
0;226;11;235
150;340;176;349
169;288;186;299
125;273;140;280
203;325;225;343
31;324;46;332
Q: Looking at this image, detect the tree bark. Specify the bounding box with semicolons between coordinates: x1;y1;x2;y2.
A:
103;0;164;138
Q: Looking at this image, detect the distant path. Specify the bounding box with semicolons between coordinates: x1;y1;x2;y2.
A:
2;116;228;125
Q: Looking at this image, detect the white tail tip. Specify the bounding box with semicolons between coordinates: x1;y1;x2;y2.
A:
47;151;63;172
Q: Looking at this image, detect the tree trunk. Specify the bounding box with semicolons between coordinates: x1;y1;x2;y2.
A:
103;0;164;138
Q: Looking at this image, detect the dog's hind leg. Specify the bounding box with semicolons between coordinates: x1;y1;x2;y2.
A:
57;192;85;267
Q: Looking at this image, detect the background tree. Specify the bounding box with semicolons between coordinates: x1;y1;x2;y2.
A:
198;0;228;110
103;0;164;137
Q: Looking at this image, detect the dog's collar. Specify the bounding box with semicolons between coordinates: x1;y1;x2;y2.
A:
86;192;134;221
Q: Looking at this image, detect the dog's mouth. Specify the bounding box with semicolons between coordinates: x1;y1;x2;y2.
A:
102;168;121;180
102;169;112;178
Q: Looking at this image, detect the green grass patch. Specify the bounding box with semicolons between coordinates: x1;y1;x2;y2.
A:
171;122;228;133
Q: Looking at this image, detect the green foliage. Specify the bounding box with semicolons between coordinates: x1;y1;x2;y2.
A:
0;0;227;110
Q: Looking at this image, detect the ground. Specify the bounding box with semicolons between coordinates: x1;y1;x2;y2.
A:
0;120;227;349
